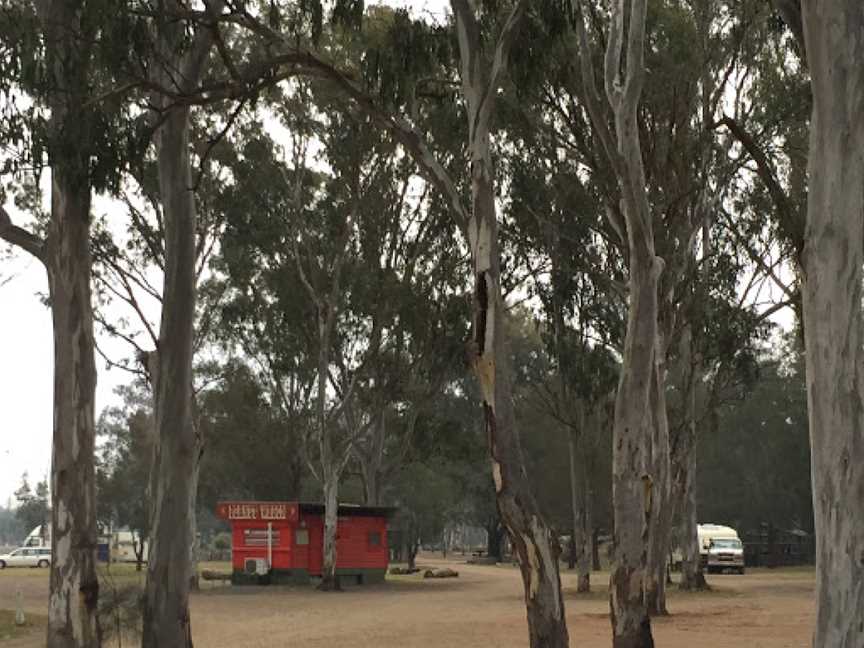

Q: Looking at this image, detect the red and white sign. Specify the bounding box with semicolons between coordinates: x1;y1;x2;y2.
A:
216;501;298;522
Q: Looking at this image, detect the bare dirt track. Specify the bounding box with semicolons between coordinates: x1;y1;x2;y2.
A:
0;556;814;647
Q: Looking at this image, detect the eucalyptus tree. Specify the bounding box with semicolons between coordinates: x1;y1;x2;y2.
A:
89;90;244;597
790;3;864;645
140;3;224;644
707;2;864;639
345;191;469;507
196;2;571;640
570;0;663;639
213;85;442;588
558;0;775;617
0;2;145;644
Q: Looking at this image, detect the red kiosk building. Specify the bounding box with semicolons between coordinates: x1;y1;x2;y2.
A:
216;501;396;585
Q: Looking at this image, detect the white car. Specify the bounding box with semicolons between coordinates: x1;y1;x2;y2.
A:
0;546;52;569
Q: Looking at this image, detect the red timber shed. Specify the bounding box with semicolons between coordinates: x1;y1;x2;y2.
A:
216;501;396;585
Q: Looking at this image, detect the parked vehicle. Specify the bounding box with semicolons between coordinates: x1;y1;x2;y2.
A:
699;524;745;574
670;523;746;574
705;536;745;574
0;546;52;569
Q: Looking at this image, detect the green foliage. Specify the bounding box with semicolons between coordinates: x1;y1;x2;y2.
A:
699;341;811;533
96;383;152;548
0;504;25;546
13;474;49;537
0;0;151;193
196;361;305;509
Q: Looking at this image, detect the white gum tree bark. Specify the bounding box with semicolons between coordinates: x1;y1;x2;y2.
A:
450;2;570;645
574;0;658;645
2;2;102;643
799;3;864;646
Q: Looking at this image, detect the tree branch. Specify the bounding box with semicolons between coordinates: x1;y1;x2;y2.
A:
0;205;46;264
714;114;804;252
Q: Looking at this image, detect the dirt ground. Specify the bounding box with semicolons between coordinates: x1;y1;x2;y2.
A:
0;555;814;647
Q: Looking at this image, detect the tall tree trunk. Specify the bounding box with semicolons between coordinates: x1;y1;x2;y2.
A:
140;7;217;644
570;405;591;592
359;418;384;506
46;174;101;648
677;433;705;590
609;251;659;648
6;3;106;646
141;105;199;648
486;514;504;562
315;319;341;592
319;470;341;591
187;444;202;592
675;326;707;591
574;1;656;643
470;162;567;648
800;4;864;646
568;433;579;571
645;351;672;616
575;417;592;593
407;532;419;572
452;3;569;645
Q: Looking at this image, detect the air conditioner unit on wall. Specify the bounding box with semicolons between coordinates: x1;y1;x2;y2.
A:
244;558;269;575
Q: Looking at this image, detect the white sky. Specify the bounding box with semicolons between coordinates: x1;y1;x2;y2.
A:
0;240;139;506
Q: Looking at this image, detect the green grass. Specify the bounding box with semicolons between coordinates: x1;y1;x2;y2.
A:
0;609;47;642
0;566;50;579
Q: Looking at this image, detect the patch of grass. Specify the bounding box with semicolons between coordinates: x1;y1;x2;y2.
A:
98;563;147;583
0;608;47;642
199;561;232;573
0;566;50;579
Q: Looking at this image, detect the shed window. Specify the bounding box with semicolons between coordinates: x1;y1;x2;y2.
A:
295;529;309;546
368;531;381;547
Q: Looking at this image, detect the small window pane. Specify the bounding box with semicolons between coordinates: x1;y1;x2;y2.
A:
295;529;309;546
368;532;381;547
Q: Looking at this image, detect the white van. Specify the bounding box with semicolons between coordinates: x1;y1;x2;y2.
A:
699;524;745;574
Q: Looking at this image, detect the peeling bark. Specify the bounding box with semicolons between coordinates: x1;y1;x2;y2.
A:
451;2;568;645
674;326;707;591
800;4;864;646
12;3;105;645
574;1;657;643
45;173;101;648
645;339;671;616
320;471;341;591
